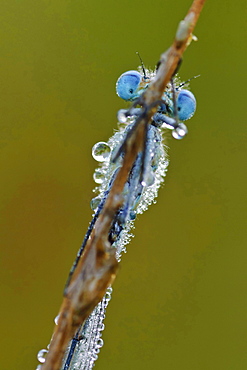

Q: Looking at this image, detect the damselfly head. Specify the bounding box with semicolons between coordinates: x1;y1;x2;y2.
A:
116;66;197;142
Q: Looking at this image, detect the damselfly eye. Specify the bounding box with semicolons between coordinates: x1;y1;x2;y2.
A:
116;70;142;101
177;90;196;121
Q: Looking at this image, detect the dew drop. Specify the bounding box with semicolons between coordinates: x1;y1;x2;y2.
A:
108;286;113;292
91;353;98;361
90;196;101;211
97;338;104;348
37;349;48;364
93;169;105;184
105;291;112;301
141;171;155;187
98;323;105;331
92;142;111;162
117;121;128;130
54;314;59;325
117;109;128;123
129;210;137;220
172;123;188;140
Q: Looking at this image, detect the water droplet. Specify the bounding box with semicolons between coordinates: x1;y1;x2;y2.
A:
118;121;128;130
141;171;155;187
90;196;101;211
91;353;98;361
129;210;137;220
107;286;113;294
98;323;105;331
92;142;111;162
94;347;100;354
36;365;42;370
97;338;104;348
54;314;59;325
172;123;188;140
93;169;105;184
105;291;112;301
37;349;48;363
117;109;128;123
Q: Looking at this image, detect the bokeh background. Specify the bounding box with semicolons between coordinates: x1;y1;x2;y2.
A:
1;0;246;369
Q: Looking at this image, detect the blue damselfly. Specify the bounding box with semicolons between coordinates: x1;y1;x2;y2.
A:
37;67;196;370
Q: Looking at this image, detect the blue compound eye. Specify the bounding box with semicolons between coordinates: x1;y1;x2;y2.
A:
116;70;142;101
177;90;196;121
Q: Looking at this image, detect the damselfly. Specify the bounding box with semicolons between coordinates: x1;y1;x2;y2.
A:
37;65;196;370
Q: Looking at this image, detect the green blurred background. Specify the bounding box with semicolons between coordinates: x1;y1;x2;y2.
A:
1;0;246;369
